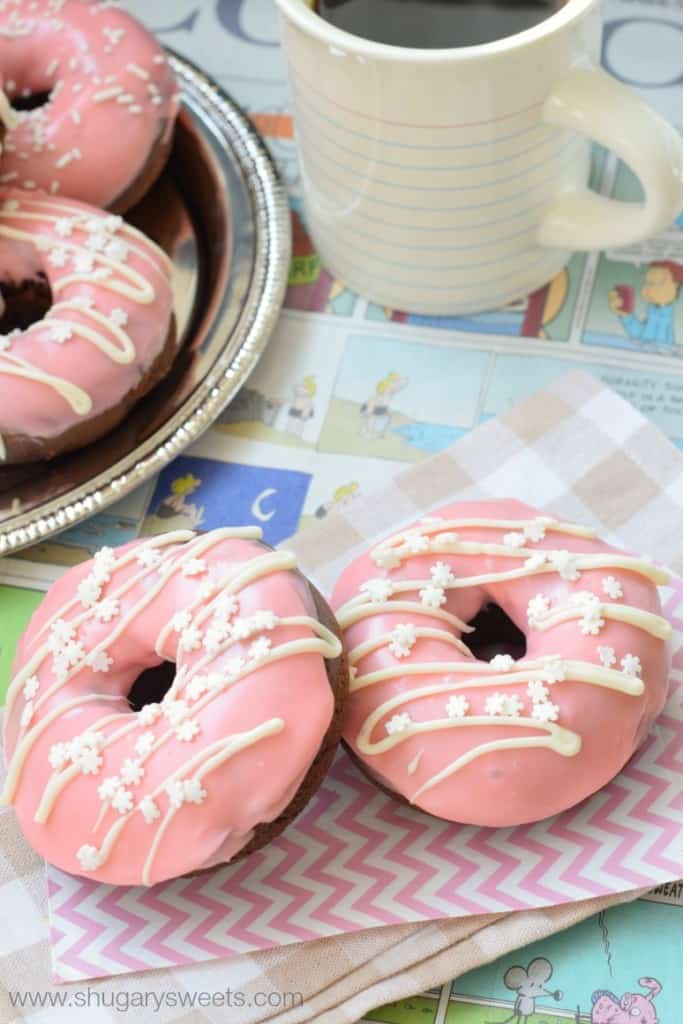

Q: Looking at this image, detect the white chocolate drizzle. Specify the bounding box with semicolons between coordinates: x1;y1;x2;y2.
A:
339;513;670;801
3;527;342;883
0;196;171;449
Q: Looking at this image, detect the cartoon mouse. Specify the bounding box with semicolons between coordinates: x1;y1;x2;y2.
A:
591;977;662;1024
490;957;563;1024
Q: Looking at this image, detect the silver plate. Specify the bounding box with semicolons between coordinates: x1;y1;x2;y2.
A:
0;52;291;555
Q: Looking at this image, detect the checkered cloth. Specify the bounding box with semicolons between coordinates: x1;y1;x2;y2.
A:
2;371;682;1024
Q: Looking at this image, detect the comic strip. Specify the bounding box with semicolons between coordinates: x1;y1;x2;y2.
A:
363;897;680;1023
319;334;490;462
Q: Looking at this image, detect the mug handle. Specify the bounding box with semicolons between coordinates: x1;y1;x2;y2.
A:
537;67;683;250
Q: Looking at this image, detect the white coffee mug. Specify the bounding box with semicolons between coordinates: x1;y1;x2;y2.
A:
274;0;683;315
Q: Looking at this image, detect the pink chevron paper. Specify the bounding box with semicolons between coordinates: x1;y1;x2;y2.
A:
47;580;683;983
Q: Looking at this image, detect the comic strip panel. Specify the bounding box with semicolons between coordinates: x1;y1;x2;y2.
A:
448;897;678;1023
582;251;683;357
319;334;491;462
213;317;346;449
142;454;312;546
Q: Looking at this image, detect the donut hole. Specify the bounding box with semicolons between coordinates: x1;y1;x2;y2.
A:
11;90;52;112
466;603;527;662
127;661;176;712
0;274;53;332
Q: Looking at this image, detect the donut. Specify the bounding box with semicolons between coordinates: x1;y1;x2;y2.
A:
0;189;176;464
331;499;671;826
0;0;179;211
2;527;346;885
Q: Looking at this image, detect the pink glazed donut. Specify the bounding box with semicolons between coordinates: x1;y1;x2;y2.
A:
331;499;671;826
2;528;344;885
0;0;179;211
0;189;175;464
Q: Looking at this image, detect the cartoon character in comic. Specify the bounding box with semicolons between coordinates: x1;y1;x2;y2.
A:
609;260;683;348
285;375;316;437
489;958;563;1024
359;372;409;438
315;481;360;519
153;473;205;528
591;977;662;1024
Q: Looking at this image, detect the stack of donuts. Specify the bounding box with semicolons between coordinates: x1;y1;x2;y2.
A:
0;0;180;465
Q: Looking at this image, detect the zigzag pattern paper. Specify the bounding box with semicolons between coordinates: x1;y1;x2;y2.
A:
47;582;683;983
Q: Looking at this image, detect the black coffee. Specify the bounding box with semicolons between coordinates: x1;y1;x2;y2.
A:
314;0;561;48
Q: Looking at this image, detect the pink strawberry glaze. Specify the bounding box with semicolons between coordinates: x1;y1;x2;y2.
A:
3;532;337;885
0;0;178;208
0;189;174;454
331;499;671;827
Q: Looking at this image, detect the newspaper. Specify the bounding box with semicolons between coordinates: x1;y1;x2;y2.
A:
0;0;681;1020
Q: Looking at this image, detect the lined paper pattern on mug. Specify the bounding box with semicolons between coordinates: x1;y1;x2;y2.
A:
287;63;589;304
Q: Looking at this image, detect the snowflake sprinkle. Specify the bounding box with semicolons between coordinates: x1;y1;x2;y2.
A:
503;531;525;549
385;712;413;735
527;680;550;703
134;733;155;758
77;845;102;871
136;546;162;569
87;650;113;674
183;778;207;804
94;597;119;623
179;625;203;652
485;693;523;717
549;550;580;581
176;719;200;742
372;547;402;570
77;575;102;608
249;637;272;661
120;758;144;786
165;778;186;808
527;593;550;625
360;578;394;603
524;518;549;543
49;322;73;344
419;584;446;609
139;796;160;824
430;561;456;588
137;702;163;726
111;787;133;815
48;742;70;770
388;623;417;659
445;695;470;719
489;654;515;672
405;533;430;555
598;645;616;668
97;776;120;802
621;653;642;677
531;700;560;723
76;747;103;775
162;699;188;726
602;576;623;600
171;610;192;633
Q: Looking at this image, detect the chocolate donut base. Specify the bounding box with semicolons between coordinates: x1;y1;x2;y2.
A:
186;582;350;877
1;315;179;465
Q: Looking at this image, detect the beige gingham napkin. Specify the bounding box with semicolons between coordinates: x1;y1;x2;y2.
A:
2;371;682;1024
